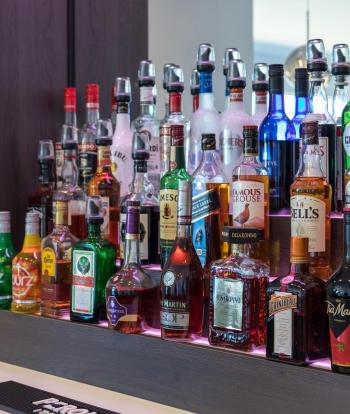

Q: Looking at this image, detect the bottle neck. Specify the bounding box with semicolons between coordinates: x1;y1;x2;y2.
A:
253;90;268;114
289;261;309;275
332;76;350;123
140;86;156;117
131;162;148;194
295;96;308;116
296;142;324;177
124;206;141;265
199;71;215;110
169;92;183;114
39;160;56;187
87;222;101;237
124;237;140;266
170;145;186;170
86;107;100;125
308;72;330;117
62;149;79;185
201;148;217;164
344;211;350;264
192;94;199;112
115;103;131;130
97;145;112;173
0;232;13;248
64;110;77;127
269;91;285;113
23;223;40;248
228;88;244;110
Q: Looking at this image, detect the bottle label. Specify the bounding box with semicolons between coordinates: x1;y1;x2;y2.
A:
269;292;297;356
219;131;243;169
107;296;140;327
343;123;350;156
160;189;178;241
12;261;40;304
68;200;86;226
327;296;350;367
120;212;149;260
100;197;110;239
55;142;64;189
71;250;95;315
160;125;171;174
160;299;190;330
42;247;56;277
0;253;13;303
53;201;69;226
231;180;265;230
318;136;329;180
199;72;212;94
290;195;326;253
213;278;243;330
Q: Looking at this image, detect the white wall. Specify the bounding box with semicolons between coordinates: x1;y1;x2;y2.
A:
148;0;253;118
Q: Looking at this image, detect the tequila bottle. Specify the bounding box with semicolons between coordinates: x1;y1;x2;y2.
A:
190;68;199;113
252;63;268;127
222;47;240;111
0;212;15;309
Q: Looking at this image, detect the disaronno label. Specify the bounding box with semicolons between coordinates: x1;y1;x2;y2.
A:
290;195;326;253
344;124;350;156
160;189;178;240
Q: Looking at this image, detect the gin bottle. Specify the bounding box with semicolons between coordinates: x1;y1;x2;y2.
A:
252;63;269;127
222;47;240;111
0;212;15;309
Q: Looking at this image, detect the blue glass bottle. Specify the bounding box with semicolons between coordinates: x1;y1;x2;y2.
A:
259;64;296;210
292;68;309;139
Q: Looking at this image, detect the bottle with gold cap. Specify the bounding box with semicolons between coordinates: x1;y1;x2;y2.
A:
41;199;78;318
266;236;329;365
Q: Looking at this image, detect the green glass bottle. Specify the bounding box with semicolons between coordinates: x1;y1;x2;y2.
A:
0;212;15;309
70;196;116;323
160;125;190;267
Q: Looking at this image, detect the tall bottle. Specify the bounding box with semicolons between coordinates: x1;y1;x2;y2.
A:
292;68;309;139
111;77;133;198
190;69;199;113
70;196;116;323
160;180;204;341
189;43;220;175
220;58;251;179
251;63;269;127
290;120;331;280
11;212;41;314
0;212;15;309
222;48;241;111
79;83;99;193
111;86;117;132
259;64;296;210
132;61;160;195
306;39;337;210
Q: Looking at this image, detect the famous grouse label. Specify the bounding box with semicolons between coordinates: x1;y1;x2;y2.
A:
160;189;178;241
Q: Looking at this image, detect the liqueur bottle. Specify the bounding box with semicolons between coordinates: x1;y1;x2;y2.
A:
209;227;269;350
160;180;204;341
106;201;158;333
70;196;116;323
306;39;337;210
111;86;117;132
267;237;329;364
0;212;15;309
251;63;269;127
259;64;296;210
290;120;332;280
159;125;191;267
111;77;133;198
222;47;241;110
11;212;41;314
292;68;309;139
190;68;200;113
41;199;78;318
79;83;99;192
192;133;230;267
219;58;251;179
189;43;220;175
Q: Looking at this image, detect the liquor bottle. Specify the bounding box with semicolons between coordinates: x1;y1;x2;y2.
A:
106;201;158;333
267;236;329;364
0;212;15;309
259;64;296;210
209;227;269;350
41;199;78;318
160;125;191;267
192;133;230;267
189;43;220;175
56;87;77;189
28;139;56;238
306;39;337;210
132;61;160;195
162;63;175;120
160;180;204;341
232;125;269;239
70;196;116;323
219;58;251;179
190;68;199;113
79;83;99;193
111;86;117;132
88;120;120;253
292;68;309;139
290;120;332;280
222;47;240;110
110;77;133;198
251;63;268;127
11;212;41;314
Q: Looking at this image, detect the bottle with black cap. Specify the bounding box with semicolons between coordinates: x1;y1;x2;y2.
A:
222;47;241;110
292;68;309;139
252;63;269;127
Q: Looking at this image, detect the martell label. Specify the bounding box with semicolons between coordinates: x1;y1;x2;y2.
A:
160;189;178;240
71;250;95;315
160;299;190;330
343;123;350;157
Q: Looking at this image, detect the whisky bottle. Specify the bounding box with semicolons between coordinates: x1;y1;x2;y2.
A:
290;120;332;280
41;199;78;318
161;180;204;341
0;212;15;309
11;212;41;314
267;237;329;364
106;201;158;334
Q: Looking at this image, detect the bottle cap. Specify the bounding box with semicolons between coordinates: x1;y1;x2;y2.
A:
132;130;151;161
38;139;55;161
86;84;99;104
269;64;284;77
228;59;246;88
96;119;113;146
86;196;104;224
64;87;76;111
170;125;184;146
307;39;328;72
223;48;241;75
0;211;10;233
166;65;184;93
221;227;263;244
115;77;132;102
253;63;268;91
190;68;200;95
177;180;192;226
197;43;215;71
290;237;309;263
138;60;156;86
201;133;216;151
126;200;140;238
332;43;350;75
163;63;176;89
301;120;319;145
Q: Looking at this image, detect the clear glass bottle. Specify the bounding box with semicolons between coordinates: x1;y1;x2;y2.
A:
190;68;199;113
222;48;241;111
41;199;78;318
0;212;15;309
106;201;158;333
252;63;269;127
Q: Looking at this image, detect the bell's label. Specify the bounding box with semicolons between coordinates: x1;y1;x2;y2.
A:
12;260;40;304
41;247;56;277
290;195;326;253
318;136;329;180
68;200;86;226
120;212;149;260
107;296;140;327
160;189;178;241
100;196;110;238
160;299;190;331
192;188;220;222
71;250;95;315
231;180;265;230
213;278;243;331
343;123;350;156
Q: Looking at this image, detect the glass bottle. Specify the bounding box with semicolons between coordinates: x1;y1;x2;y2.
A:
106;201;158;333
0;212;15;309
161;63;175;121
259;64;296;210
209;227;269;350
267;236;329;364
251;63;269;127
290;120;332;280
111;86;117;132
11;212;41;314
190;68;199;113
41;199;78;318
222;48;241;111
159;125;191;267
292;68;309;139
160;180;204;341
70;196;116;323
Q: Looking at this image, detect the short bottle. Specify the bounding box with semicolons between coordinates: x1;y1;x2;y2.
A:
106;201;158;333
267;236;329;364
70;196;116;323
251;63;269;127
11;212;41;314
209;227;269;350
41;199;78;318
0;212;15;309
160;180;204;341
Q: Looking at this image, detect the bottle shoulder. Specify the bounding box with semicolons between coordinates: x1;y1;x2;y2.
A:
232;161;269;177
108;265;155;289
161;169;190;187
